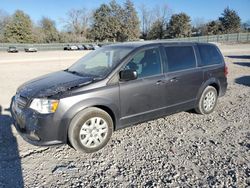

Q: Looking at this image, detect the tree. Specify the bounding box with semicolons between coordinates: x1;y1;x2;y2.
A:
168;13;192;38
219;7;241;33
90;0;140;42
154;4;172;23
242;20;250;32
192;17;207;36
139;4;154;39
63;8;91;41
4;10;34;43
206;20;222;35
146;4;171;39
39;17;59;43
139;4;171;39
32;26;44;43
147;19;165;39
108;0;124;41
0;10;10;42
122;0;140;41
90;4;114;41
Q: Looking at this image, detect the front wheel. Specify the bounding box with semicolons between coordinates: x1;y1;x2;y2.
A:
68;107;113;153
195;86;218;115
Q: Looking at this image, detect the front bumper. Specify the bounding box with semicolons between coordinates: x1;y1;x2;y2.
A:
11;97;65;146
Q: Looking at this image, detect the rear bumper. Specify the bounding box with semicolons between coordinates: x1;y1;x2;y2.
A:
11;97;65;146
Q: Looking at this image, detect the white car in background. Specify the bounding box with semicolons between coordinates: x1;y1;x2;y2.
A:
25;47;38;52
64;45;78;51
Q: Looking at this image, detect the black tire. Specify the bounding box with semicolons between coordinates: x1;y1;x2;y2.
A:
195;86;218;115
68;107;113;153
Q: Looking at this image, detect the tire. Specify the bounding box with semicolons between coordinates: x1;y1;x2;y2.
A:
195;86;218;115
68;107;113;153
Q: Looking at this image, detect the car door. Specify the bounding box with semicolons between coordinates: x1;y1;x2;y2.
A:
119;47;167;126
163;45;203;108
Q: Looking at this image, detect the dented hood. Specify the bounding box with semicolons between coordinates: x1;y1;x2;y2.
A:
17;71;93;98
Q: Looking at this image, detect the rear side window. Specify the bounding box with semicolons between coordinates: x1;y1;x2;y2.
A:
198;44;223;66
165;46;196;72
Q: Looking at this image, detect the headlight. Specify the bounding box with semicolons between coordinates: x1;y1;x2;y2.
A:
29;98;59;114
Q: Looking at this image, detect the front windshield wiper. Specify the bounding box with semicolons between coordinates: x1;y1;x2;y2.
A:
64;69;85;77
64;69;99;79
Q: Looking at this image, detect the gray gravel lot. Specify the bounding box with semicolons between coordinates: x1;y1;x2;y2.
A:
0;44;249;187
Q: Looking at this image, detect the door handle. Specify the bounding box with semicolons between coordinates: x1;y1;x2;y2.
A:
169;77;178;83
155;80;165;85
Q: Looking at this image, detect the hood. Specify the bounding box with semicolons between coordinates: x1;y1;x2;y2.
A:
17;71;93;98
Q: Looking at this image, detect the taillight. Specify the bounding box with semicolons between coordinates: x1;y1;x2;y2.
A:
224;65;228;77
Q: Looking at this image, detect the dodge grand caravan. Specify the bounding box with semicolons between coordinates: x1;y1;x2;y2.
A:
11;42;228;153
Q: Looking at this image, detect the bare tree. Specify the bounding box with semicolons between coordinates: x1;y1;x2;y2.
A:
154;4;172;24
139;4;153;38
63;8;91;41
242;20;250;31
192;17;206;28
147;4;172;39
192;17;207;36
139;3;171;39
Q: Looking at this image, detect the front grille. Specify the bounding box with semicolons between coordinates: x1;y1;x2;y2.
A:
15;94;28;109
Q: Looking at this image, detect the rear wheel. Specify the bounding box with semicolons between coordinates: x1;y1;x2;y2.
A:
68;107;113;153
195;86;218;115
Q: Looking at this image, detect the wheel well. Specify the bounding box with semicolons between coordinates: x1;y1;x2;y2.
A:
93;105;116;129
67;105;116;146
209;83;220;95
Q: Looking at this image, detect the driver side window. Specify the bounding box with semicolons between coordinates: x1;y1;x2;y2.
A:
125;48;162;78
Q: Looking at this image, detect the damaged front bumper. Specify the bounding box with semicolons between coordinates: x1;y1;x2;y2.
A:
11;96;65;146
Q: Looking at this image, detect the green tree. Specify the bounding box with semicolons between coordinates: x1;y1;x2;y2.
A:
168;13;192;38
122;0;140;41
206;20;222;35
90;0;140;42
0;10;10;42
4;10;34;43
40;17;59;43
219;7;241;33
90;1;123;42
90;4;114;41
147;19;165;39
109;0;124;41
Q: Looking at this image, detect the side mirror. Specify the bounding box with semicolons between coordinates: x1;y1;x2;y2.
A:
119;69;138;81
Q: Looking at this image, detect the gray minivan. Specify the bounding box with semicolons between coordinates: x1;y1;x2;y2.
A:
11;42;228;153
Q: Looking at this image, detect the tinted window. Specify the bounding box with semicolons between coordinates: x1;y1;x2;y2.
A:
165;46;196;72
198;44;223;66
125;48;162;78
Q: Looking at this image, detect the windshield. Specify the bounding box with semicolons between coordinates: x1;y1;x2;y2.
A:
67;46;133;78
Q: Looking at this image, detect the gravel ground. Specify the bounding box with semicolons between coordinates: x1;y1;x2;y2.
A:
0;44;249;187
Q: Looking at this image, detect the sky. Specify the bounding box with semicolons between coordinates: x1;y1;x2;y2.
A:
1;0;250;30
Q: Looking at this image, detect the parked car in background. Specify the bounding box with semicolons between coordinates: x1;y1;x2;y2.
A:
77;45;85;50
7;46;19;53
25;47;38;52
89;44;100;50
11;42;228;153
64;45;78;51
98;43;109;47
82;44;92;50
